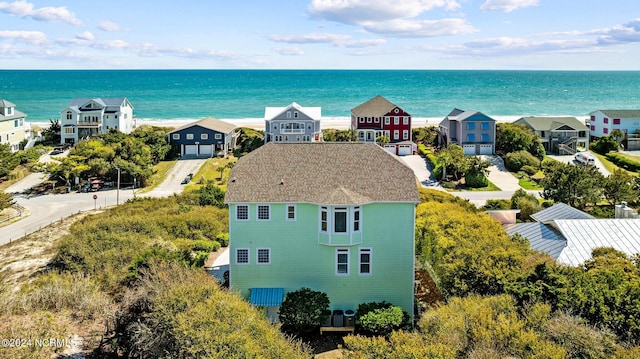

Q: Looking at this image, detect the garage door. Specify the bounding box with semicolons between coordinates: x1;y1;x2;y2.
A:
184;145;198;155
463;144;476;155
398;145;412;156
199;144;213;156
479;144;493;155
383;145;396;154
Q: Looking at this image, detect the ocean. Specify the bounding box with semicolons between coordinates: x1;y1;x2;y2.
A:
2;70;640;125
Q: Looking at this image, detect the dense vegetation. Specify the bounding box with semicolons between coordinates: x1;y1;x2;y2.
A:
345;189;640;357
0;193;311;358
46;125;171;188
495;122;545;159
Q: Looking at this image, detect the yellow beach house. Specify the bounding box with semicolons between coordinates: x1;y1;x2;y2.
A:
0;99;27;152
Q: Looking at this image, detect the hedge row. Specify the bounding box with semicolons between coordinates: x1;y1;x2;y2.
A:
605;152;640;172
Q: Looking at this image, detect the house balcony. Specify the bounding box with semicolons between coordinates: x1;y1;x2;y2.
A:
77;121;102;127
280;128;305;134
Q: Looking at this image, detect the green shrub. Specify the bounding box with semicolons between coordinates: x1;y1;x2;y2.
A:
359;306;404;336
521;165;538;176
605;152;640;172
278;287;330;335
483;199;510;210
590;136;618;155
505;151;541;172
215;232;229;247
465;172;488;188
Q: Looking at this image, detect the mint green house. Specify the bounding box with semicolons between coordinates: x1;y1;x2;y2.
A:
225;142;420;322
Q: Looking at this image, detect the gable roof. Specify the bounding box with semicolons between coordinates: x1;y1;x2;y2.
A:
225;142;420;204
0;99;16;108
554;219;640;266
442;108;495;123
531;203;595;224
591;110;640;119
515;116;587;132
170;117;237;134
351;95;405;117
264;102;321;121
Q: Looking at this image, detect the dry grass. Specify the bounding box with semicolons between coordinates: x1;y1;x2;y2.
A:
0;212;88;292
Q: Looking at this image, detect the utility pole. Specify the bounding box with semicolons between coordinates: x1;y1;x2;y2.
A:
116;167;120;205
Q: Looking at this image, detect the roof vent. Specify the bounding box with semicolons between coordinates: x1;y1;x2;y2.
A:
279;179;285;185
231;177;236;183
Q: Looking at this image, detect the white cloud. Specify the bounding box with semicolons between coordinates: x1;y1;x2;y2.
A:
76;31;94;41
308;0;460;23
0;30;47;45
98;20;121;32
272;46;305;56
361;18;476;37
307;0;474;38
268;32;386;48
0;0;81;25
480;0;538;12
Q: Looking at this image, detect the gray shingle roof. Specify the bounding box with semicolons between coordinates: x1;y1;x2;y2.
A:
592;110;640;119
0;99;16;108
225;142;420;204
515;117;587;131
531;203;594;224
264;102;321;120
67;97;128;107
351;95;404;117
170;117;237;134
554;219;640;266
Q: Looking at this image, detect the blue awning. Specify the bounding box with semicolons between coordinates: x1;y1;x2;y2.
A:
249;288;284;307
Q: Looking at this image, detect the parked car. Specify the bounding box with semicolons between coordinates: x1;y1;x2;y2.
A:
181;173;194;185
575;152;595;166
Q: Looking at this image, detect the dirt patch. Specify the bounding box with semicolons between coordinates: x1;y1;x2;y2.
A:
415;269;445;315
0;212;88;291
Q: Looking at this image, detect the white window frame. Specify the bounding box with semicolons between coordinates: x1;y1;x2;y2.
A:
215;133;222;139
334;207;348;233
403;130;409;140
286;204;296;221
336;248;350;276
186;133;194;140
394;117;399;125
257;248;271;265
403;117;409;125
257;204;271;221
366;117;372;123
393;130;399;139
201;133;209;140
384;117;390;125
236;248;249;264
236;204;249;221
359;248;372;275
353;206;361;232
320;206;328;232
359;117;364;123
374;117;379;123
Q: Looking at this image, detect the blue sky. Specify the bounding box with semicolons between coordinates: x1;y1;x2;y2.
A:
1;0;639;69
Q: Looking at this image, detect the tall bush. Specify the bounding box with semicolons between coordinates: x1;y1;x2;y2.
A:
278;287;330;335
505;150;541;172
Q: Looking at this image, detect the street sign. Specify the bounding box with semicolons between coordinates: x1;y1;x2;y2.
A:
93;194;98;210
93;194;98;200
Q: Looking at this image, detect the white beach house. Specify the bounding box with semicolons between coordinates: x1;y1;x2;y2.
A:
60;98;135;144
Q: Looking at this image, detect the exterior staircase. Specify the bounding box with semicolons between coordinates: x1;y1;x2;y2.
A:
556;137;577;155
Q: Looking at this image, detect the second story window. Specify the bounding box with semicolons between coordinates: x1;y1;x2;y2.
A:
321;207;328;232
172;134;180;140
201;134;208;140
334;208;347;233
336;248;349;276
467;122;476;130
236;205;249;221
257;205;270;221
286;205;296;221
236;248;249;264
403;117;409;125
66;112;72;120
481;122;489;130
353;207;360;232
186;134;194;140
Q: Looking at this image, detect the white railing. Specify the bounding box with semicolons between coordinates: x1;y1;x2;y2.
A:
280;129;305;134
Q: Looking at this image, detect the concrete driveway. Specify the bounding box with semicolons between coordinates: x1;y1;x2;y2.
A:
399;155;441;188
547;151;610;177
479;155;522;191
145;158;208;197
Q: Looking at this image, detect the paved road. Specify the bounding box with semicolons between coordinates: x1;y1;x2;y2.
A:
399;155;441;188
1;158;208;246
